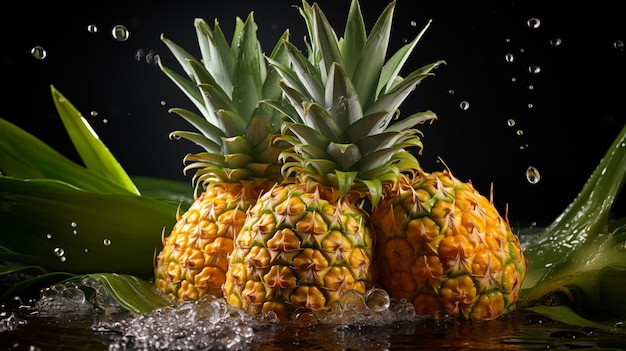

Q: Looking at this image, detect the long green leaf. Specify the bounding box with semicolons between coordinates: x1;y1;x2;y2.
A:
0;117;132;194
50;86;139;195
0;177;176;278
522;122;626;318
71;273;170;314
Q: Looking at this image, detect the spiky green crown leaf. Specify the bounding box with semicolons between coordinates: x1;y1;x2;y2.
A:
158;12;294;187
268;0;443;204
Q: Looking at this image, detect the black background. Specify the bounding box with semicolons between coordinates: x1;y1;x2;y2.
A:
2;1;625;228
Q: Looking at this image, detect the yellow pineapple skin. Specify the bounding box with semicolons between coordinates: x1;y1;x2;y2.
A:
372;170;527;320
222;182;375;322
154;179;275;301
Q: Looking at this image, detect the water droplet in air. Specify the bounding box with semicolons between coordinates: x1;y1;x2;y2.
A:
60;257;67;262
70;222;77;228
448;89;455;95
615;321;625;328
516;129;524;136
507;119;516;127
526;166;541;184
526;17;541;29
53;247;65;257
364;288;390;312
459;101;470;111
614;40;624;51
103;239;111;246
410;20;417;27
550;37;562;47
505;53;515;63
528;85;534;90
528;65;541;74
90;111;98;117
160;100;166;106
111;25;130;41
135;48;145;61
30;46;47;60
102;118;108;124
527;103;534;109
87;24;98;34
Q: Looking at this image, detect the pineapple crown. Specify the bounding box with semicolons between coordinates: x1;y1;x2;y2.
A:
157;13;293;190
267;0;444;205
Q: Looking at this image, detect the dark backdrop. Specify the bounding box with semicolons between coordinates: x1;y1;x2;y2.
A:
2;0;625;228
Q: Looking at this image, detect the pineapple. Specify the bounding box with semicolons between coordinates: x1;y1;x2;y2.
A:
222;0;442;321
372;168;528;320
153;13;292;300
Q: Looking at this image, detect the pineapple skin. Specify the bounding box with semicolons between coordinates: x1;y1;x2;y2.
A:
222;182;376;322
154;180;275;301
372;170;528;320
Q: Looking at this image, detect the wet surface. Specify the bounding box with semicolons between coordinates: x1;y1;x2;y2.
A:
2;295;626;351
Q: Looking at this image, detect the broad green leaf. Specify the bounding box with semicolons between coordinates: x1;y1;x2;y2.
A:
340;0;366;77
131;176;193;210
522;122;626;319
0;117;132;194
50;86;139;195
526;305;624;333
71;273;170;314
0;177;176;279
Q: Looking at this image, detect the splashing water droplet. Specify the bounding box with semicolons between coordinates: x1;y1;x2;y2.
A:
448;89;455;95
364;288;390;312
90;111;98;117
527;103;534;109
60;257;67;262
614;40;624;51
53;247;65;257
528;65;541;74
550;37;562;47
339;290;366;312
102;118;108;124
70;222;77;228
410;20;417;27
87;24;98;34
111;25;130;41
526;17;541;29
160;100;166;106
526;166;541;184
291;308;318;327
516;129;524;136
46;233;52;239
505;53;515;63
459;101;470;111
507;119;516;127
30;46;47;60
103;239;112;246
135;48;145;62
528;85;534;90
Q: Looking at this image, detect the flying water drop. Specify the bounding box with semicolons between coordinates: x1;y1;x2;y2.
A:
111;25;130;41
526;166;541;184
30;46;47;60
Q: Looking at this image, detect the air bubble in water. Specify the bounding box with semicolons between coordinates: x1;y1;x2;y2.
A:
459;101;470;111
364;288;390;312
526;166;541;184
87;24;98;33
30;46;47;60
103;239;112;246
526;17;541;29
111;25;130;41
339;290;366;312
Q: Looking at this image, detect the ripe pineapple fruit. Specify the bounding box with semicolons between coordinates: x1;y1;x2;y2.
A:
222;0;442;321
153;13;292;300
372;169;528;320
